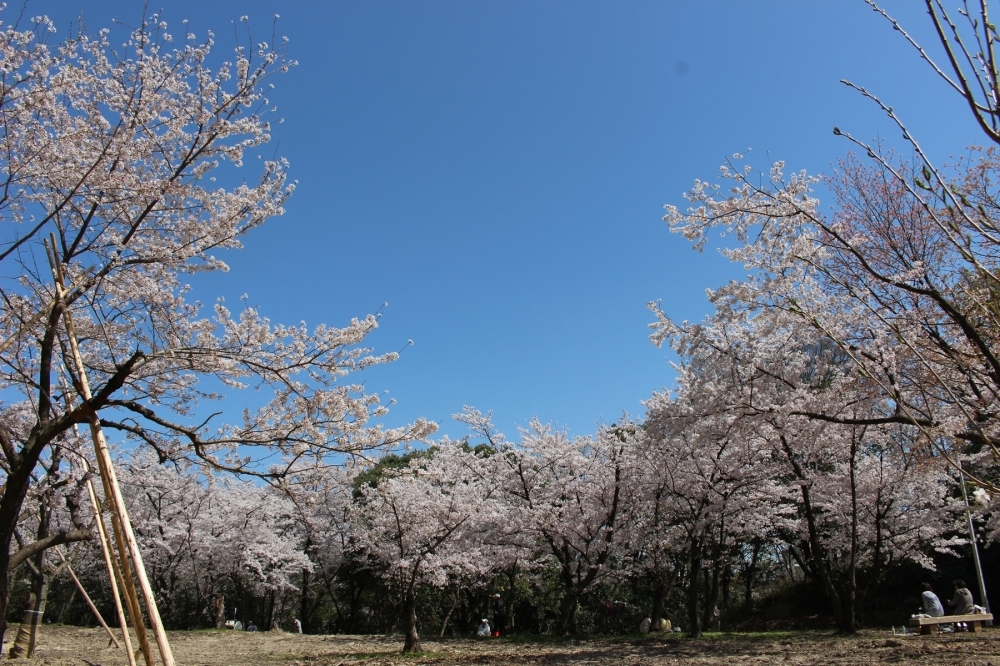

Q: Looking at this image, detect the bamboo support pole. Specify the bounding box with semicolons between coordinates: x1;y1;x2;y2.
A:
56;300;151;666
64;423;138;665
82;469;137;664
55;548;120;648
100;474;155;666
47;238;174;666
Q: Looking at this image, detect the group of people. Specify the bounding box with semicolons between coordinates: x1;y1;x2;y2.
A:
476;594;507;637
227;607;303;633
919;580;984;630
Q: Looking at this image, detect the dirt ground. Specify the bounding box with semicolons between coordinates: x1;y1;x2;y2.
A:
4;624;1000;665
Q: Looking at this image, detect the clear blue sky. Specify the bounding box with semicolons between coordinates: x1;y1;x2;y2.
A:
39;1;985;441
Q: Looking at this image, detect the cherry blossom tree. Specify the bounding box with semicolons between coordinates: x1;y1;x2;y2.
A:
657;1;1000;494
494;418;640;636
0;11;434;649
351;442;507;653
641;312;793;636
648;301;960;632
118;454;312;630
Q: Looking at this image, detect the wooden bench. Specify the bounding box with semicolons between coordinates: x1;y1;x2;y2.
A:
909;613;993;634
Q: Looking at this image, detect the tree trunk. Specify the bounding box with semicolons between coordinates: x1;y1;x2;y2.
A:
650;567;679;631
8;592;42;659
557;589;579;636
439;588;462;637
402;589;421;653
506;567;517;634
300;565;310;634
212;594;225;629
0;443;51;654
702;555;721;631
687;539;703;638
264;590;275;631
9;561;51;658
743;540;762;606
721;563;732;615
780;434;849;632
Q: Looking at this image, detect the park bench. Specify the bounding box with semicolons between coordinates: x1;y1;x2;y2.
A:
909;613;993;634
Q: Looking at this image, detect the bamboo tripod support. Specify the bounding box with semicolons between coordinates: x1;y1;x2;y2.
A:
54;547;121;649
67;446;137;666
46;238;175;666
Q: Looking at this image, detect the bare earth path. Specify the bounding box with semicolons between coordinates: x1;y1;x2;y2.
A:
4;625;1000;665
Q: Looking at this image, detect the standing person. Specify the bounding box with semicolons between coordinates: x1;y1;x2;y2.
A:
293;618;302;634
490;594;506;638
920;583;945;617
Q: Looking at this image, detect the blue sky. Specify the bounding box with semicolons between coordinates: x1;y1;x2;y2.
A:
39;1;986;441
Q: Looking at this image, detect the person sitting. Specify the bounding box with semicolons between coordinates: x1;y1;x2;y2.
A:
948;579;975;630
920;582;945;617
476;618;491;637
639;617;651;633
246;621;257;632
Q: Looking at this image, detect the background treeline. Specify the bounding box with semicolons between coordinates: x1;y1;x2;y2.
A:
11;395;997;646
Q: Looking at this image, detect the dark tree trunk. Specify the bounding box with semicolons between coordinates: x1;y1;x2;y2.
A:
702;555;721;631
687;539;703;638
402;588;421;653
506;566;518;634
0;450;49;654
721;563;732;615
264;590;275;631
557;583;579;636
651;576;667;631
743;540;762;606
439;588;460;637
779;434;851;633
651;562;681;631
300;566;309;634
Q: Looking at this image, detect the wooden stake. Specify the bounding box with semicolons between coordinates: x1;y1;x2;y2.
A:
55;548;120;648
47;237;175;666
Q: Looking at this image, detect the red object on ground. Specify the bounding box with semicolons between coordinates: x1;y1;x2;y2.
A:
492;631;500;637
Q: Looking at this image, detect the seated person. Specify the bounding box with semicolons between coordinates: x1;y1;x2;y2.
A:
948;579;975;630
949;580;975;615
476;619;491;637
920;582;944;617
